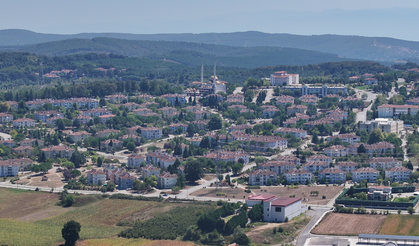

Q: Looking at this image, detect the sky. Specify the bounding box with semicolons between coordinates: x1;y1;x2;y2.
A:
1;0;419;40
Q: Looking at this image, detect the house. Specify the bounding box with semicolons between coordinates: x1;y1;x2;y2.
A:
105;94;128;103
263;197;306;223
0;113;13;123
283;84;348;97
327;134;360;145
335;161;358;172
133;108;153;116
204;150;250;164
127;154;146;168
0;160;19;177
324;145;348;157
270;71;299;86
306;154;332;164
302;161;330;173
98;114;115;124
169;123;188;133
360;118;404;133
318;168;346;184
364;78;378;85
83;108;111;117
100;139;123;152
275;95;294;107
139;127;162;140
352;167;379;183
275;128;307;138
34;111;63;122
157;171;177;189
226;94;244;104
368;186;391;201
127;126;141;135
97;129;120;139
263;107;279;118
287;105;307;115
13;118;35;128
76;115;93;125
365;142;395;157
300;95;319;105
141;164;161;179
284;169;312;184
86;169;106;185
122;102;140;111
258;161;296;175
161;94;187;106
41;145;75;159
248;169;277;185
385;166;412;182
13;146;34;157
274;155;301;165
228;124;250;133
0;140;15;148
378;104;419;118
368;157;402;169
146;150;176;168
117;173;136;190
68;131;91;143
11;158;34;171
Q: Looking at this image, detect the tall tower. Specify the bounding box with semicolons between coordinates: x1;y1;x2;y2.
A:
213;63;216;84
200;64;204;84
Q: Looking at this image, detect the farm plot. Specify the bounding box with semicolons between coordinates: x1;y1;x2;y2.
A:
311;213;386;236
380;215;419;236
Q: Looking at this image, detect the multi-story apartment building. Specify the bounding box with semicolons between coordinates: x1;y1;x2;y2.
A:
41;145;75;159
127;154;146;168
302;161;330;173
157;171;177;189
319;168;346;184
327;134;360;145
258;161;296;175
13;118;35;128
287;105;307;115
378;104;419;118
275;128;307;138
139;127;162;140
352;167;379;183
368;157;402;170
270;71;299;86
141;164;161;179
146;150;176;168
248;169;277;185
306;154;332;164
360;118;404;134
87;169;106;185
284;168;312;184
324;145;348;157
385;166;412;182
335;161;359;172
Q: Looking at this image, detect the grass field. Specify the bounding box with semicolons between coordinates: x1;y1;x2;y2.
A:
380;215;419;236
79;238;195;246
311;213;386;236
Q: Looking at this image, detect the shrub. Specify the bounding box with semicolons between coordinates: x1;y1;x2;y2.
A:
278;227;284;233
284;217;289;222
322;195;326;199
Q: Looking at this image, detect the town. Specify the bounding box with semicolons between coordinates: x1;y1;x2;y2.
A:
0;58;419;246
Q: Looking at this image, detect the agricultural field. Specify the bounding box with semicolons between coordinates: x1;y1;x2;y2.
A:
190;185;343;205
380;215;419;236
311;213;386;236
0;187;197;246
79;238;195;246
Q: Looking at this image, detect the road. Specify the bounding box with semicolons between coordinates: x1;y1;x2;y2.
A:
354;88;377;123
296;208;330;246
0;131;12;140
233;87;243;95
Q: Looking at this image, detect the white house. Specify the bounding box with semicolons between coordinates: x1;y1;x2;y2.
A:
302;161;330;173
13;118;35;128
335;161;359;172
327;134;360;145
368;157;402;170
157;171;177;189
385;166;412;182
141;164;161;179
270;71;299;86
352;167;379;183
263;197;306;223
140;127;162;140
324;145;348;157
127;154;146;168
319;168;346;184
0;161;19;177
87;169;106;185
248;169;277;185
284;169;312;184
275;128;307;138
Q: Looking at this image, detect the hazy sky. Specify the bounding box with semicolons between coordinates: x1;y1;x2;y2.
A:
1;0;419;40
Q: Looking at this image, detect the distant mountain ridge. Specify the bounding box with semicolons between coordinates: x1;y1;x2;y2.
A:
1;29;419;62
2;37;351;68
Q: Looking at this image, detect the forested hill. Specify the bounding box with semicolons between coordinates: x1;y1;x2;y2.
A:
1;37;352;68
2;29;419;62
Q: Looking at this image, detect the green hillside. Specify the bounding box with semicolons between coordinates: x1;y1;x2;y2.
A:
6;37;353;68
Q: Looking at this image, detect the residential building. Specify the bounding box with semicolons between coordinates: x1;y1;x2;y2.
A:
368;186;392;201
275;128;307;138
68;131;91;143
204;150;250;164
18;138;43;148
302;161;330;173
122;102;140;111
83;108;111;117
275;95;294;107
352;167;379;183
100;139;123;152
248;169;277;185
324;145;348;157
41;145;75;159
161;94;187;106
365;142;395;156
327;134;360;144
141;164;161;179
13;146;34;157
97;129;120;138
270;71;299;86
193;120;208;131
263;107;279;118
226;94;244;104
0;140;15;147
378;104;419;118
0;113;13;123
300;95;319;105
13;118;35;128
117;173;136;190
368;157;402;170
98;114;115;124
407;98;419;105
11;158;33;171
0;161;19;177
283;84;348;97
76;115;93;124
364;78;378;85
228;124;250;133
306;154;332;164
34;111;63;122
287;105;307;115
258;161;296;175
139;127;162;140
157;171;177;189
169;123;188;133
127;154;146;168
274;155;301;165
360;118;404;133
385;167;412;182
336;161;359;172
231;131;287;151
105;94;128;103
146;150;176;168
87;169;106;185
284;168;312;184
319;168;346;184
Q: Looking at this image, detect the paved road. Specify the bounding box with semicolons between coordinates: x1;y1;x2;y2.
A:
354;89;377;123
0;131;12;140
263;88;274;104
233;87;243;95
296;208;330;246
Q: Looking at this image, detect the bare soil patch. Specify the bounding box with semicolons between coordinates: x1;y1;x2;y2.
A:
19;205;74;222
311;213;386;236
25;172;65;188
191;185;343;205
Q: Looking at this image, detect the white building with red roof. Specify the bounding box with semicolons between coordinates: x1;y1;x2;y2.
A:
248;169;276;185
263;196;305;223
13;118;35;128
319;168;346;184
128;154;146;168
139;127;162;140
385;166;412;182
284;169;312;184
352;167;379;183
87;169;106;185
157;171;177;189
368;157;402;170
270;71;299;86
378;104;419;118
